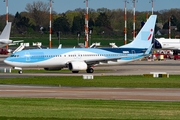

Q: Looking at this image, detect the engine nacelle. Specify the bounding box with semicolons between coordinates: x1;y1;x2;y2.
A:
68;61;87;71
44;67;62;71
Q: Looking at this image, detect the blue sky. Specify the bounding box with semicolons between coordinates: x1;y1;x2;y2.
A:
0;0;179;15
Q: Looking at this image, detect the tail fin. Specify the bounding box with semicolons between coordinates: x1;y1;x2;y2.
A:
120;15;157;48
0;22;12;39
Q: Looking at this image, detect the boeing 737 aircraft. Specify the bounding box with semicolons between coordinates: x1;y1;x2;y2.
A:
0;22;13;48
4;15;157;74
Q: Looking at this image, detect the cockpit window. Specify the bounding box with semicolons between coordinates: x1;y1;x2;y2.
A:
10;55;19;57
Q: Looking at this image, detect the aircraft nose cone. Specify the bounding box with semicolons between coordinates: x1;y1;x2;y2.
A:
4;59;8;64
4;59;11;65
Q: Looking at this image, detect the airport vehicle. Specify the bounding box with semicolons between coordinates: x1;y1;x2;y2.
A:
0;22;12;48
0;48;8;55
4;15;157;74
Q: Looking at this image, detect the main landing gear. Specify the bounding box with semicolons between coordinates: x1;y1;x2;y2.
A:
86;68;94;73
18;70;22;74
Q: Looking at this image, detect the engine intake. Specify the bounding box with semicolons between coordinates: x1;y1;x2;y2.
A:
68;61;87;71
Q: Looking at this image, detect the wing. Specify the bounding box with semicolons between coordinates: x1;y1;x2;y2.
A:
84;56;127;65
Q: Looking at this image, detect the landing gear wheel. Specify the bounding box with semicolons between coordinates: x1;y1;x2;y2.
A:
86;68;94;73
72;71;79;73
18;70;22;74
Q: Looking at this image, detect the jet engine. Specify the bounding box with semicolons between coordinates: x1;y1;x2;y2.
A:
68;61;87;71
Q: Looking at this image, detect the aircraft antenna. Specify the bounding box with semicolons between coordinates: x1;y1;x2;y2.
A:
124;0;129;44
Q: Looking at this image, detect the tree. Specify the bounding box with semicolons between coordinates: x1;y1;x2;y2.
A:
13;12;30;34
53;14;70;34
71;15;84;34
95;12;111;28
25;1;49;31
163;15;177;29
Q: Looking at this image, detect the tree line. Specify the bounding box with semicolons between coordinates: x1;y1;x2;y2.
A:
0;1;180;38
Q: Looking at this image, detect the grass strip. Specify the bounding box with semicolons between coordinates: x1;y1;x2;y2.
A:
1;75;180;88
0;98;180;119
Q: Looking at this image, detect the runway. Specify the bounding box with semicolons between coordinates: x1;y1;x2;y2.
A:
0;85;180;101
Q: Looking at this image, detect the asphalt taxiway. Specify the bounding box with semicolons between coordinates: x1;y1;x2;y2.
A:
0;85;180;101
1;58;180;77
1;55;180;101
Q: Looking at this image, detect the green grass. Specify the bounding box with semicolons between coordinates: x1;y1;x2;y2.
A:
1;75;180;88
0;98;180;119
1;75;180;119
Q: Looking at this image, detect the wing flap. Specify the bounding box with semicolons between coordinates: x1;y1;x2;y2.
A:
85;57;122;65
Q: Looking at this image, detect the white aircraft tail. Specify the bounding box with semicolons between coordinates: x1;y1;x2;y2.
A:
120;15;157;49
0;22;12;39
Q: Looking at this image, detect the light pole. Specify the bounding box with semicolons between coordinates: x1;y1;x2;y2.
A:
169;16;171;39
84;0;89;48
124;0;129;45
149;0;154;15
132;0;137;40
4;0;8;49
3;0;8;24
49;0;53;48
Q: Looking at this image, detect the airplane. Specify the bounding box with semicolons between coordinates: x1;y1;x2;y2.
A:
154;37;180;50
0;22;13;48
0;22;24;50
4;15;157;74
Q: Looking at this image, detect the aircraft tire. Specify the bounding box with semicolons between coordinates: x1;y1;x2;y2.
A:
18;70;22;74
86;68;94;73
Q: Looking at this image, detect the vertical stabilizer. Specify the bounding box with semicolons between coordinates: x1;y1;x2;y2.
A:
120;15;157;48
0;22;12;39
